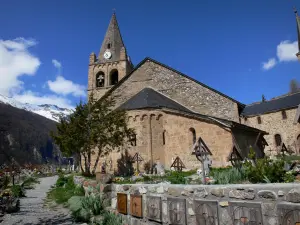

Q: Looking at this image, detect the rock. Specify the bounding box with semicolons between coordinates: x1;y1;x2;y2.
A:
286;189;300;203
111;197;117;208
184;187;195;193
102;184;112;192
156;186;164;194
168;188;181;197
96;173;113;184
123;185;130;191
219;201;229;207
138;186;147;194
258;190;277;200
278;190;285;197
181;191;192;196
195;188;208;198
229;190;255;200
211;188;225;197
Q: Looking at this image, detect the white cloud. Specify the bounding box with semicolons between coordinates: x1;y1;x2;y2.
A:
0;37;41;96
14;90;74;109
47;75;86;97
277;40;298;62
52;59;61;69
262;58;277;70
261;40;298;71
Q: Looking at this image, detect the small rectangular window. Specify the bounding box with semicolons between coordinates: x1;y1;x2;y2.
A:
107;43;111;49
130;134;136;146
282;110;287;120
257;116;262;124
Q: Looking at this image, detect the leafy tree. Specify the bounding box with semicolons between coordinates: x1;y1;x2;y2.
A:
51;94;134;176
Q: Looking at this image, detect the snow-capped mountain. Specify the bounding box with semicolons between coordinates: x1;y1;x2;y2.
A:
0;94;73;122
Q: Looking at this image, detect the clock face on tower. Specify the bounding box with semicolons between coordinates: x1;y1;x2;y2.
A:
104;50;112;59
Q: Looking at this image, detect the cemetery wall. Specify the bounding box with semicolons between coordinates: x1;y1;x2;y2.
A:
73;176;300;225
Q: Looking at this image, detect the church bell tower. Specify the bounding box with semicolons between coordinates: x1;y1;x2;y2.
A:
87;12;134;99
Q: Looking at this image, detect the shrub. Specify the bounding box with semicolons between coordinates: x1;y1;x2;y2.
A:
210;167;247;184
100;212;123;225
56;175;68;187
47;175;84;204
11;185;26;198
243;149;289;183
70;193;106;223
21;176;40;189
116;150;134;177
166;171;186;184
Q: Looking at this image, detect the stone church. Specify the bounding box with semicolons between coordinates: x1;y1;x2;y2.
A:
86;13;299;172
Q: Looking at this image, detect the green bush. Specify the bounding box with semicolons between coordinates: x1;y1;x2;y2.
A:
56;175;68;187
100;212;123;225
243;148;290;183
11;185;26;197
210;167;247;184
21;176;40;189
47;175;84;204
166;171;186;184
70;193;106;223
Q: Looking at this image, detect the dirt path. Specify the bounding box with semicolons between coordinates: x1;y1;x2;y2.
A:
1;176;79;225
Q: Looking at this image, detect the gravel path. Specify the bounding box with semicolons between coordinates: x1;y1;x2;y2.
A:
1;176;79;225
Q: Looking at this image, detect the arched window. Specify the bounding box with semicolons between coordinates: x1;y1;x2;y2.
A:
107;43;111;49
275;134;282;147
96;71;105;87
189;128;196;145
110;69;119;85
162;130;166;145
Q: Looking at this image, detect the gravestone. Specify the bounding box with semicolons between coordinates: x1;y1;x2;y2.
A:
147;196;162;222
194;200;218;225
167;197;186;225
229;201;263;225
278;202;300;225
130;195;143;218
117;193;127;215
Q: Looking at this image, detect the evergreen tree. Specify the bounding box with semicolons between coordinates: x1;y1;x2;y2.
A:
262;94;266;102
51;94;134;176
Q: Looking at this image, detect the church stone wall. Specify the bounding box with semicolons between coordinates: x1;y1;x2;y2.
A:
111;60;240;122
242;108;300;155
89;109;234;173
163;113;233;168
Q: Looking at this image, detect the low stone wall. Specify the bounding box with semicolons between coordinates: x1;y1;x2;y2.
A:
74;176;300;225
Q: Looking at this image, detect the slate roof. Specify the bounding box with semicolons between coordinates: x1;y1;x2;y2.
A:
100;57;245;107
118;88;193;113
241;92;300;116
118;87;267;135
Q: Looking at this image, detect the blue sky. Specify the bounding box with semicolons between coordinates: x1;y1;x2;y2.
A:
0;0;299;108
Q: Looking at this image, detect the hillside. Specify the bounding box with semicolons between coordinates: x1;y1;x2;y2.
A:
0;102;62;165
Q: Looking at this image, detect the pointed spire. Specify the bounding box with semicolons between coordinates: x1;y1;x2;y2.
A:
97;12;125;62
294;7;300;59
